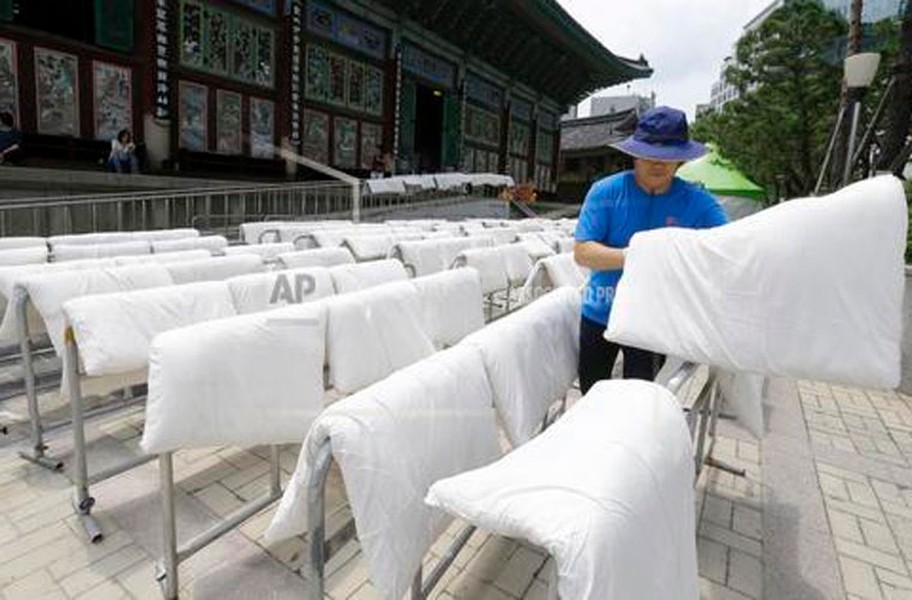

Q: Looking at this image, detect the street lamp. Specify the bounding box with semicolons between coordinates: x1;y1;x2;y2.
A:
843;52;881;185
844;53;881;88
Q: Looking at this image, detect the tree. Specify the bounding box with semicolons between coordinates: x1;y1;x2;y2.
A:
692;2;847;197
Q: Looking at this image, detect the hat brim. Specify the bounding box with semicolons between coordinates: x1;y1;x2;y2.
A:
611;137;707;162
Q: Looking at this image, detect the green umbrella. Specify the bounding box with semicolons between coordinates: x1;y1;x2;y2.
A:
678;143;766;200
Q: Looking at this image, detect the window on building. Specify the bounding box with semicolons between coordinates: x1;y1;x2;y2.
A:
304;44;383;115
180;0;274;88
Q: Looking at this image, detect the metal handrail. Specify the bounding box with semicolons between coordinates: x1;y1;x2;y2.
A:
0;180;350;210
278;149;361;222
0;167;509;238
0;179;357;237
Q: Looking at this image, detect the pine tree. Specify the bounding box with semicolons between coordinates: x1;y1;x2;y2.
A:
692;2;847;197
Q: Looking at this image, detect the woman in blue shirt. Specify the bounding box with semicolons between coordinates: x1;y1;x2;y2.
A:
574;106;728;393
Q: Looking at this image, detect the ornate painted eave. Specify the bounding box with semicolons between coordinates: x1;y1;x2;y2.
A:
371;0;652;106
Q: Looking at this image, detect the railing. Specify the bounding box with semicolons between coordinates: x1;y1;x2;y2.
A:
0;180;356;238
192;193;492;241
0;152;517;239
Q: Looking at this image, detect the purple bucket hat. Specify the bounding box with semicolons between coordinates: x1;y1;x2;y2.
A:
611;106;706;162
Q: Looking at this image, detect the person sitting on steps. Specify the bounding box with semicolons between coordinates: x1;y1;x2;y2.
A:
108;128;139;174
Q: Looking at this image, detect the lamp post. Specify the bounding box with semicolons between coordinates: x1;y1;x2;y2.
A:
843;52;882;185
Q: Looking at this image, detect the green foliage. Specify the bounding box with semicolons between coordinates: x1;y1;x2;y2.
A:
692;1;848;198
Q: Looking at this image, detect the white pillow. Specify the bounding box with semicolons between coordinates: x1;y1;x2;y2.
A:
426;379;697;600
608;175;906;390
327;280;434;394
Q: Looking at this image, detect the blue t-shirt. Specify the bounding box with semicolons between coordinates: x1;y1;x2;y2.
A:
575;171;728;325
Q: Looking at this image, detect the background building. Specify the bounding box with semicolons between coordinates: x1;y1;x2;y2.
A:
709;56;739;114
557;107;637;201
0;0;652;194
589;93;655;118
707;0;787;115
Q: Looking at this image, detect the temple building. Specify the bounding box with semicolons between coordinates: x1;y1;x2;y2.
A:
558;106;638;201
0;0;651;192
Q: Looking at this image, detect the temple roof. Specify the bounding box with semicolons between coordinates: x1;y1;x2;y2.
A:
373;0;652;106
560;108;639;153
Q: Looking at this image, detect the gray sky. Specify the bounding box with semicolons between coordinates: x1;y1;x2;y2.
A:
557;0;775;119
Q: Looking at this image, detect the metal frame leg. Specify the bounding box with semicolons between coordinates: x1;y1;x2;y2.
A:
269;445;281;496
157;446;285;599
157;452;179;599
545;560;559;600
16;291;63;471
305;442;332;599
704;382;747;477
65;328;103;543
692;372;715;479
415;524;476;598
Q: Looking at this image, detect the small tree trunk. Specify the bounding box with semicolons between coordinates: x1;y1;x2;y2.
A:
849;0;864;53
877;0;912;170
832;0;867;187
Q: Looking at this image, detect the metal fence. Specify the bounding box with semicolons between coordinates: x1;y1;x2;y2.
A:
0;167;521;240
0;180;357;238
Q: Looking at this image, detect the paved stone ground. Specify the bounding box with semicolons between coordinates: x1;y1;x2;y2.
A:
0;371;909;599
